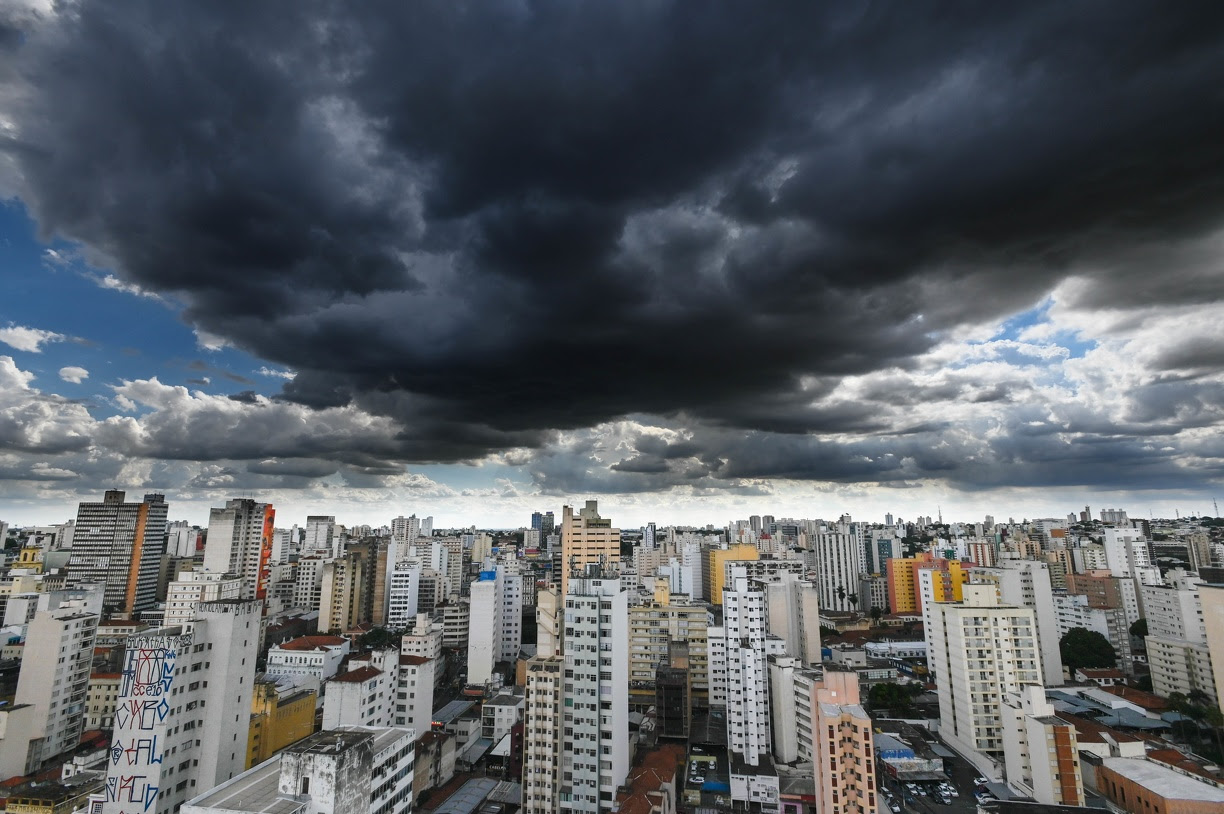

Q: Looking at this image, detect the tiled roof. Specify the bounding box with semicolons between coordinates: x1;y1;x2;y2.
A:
276;635;348;651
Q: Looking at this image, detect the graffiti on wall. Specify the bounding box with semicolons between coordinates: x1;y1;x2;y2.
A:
104;636;191;814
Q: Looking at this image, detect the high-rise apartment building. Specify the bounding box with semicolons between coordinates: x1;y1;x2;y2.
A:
702;543;758;605
926;584;1043;774
68;490;169;613
318;552;367;634
810;668;877;814
302;515;337;557
887;554;967;616
814;521;865;612
466;561;524;685
970;560;1064;687
1201;584;1224;705
102;600;261;814
13;591;100;770
760;572;822;667
386;560;422;629
709;568;786;768
163;571;243;630
627;586;711;707
203;499;275;601
1143;571;1216;702
559;502;620;600
560;573;628;814
1001;686;1084;806
522;656;564;814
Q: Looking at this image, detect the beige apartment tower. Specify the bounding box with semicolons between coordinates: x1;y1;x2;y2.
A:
559;501;619;599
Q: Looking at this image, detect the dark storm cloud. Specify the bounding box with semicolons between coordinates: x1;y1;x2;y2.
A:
6;1;1224;488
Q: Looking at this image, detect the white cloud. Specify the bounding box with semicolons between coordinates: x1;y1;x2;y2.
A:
58;365;89;383
257;366;296;380
0;324;66;353
193;328;231;351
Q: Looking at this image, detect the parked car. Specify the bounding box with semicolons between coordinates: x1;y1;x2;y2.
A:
974;776;989;786
889;805;901;813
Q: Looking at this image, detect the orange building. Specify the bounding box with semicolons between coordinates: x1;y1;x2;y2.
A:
1096;756;1224;814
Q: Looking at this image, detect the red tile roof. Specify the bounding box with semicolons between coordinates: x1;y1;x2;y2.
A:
1099;685;1168;710
277;635;348;651
330;666;382;684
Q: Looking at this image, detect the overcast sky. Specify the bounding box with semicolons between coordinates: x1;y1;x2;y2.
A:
2;2;1224;529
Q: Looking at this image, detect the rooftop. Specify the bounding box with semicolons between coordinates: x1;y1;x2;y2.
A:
1077;668;1125;679
330;666;382;684
1101;757;1224;802
182;758;303;814
275;635;348;651
1099;685;1167;711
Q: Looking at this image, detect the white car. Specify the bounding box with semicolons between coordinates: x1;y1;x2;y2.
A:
975;777;989;786
890;805;901;813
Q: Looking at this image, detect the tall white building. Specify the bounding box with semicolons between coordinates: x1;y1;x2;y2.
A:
164;571;243;630
102;600;261;814
1001;686;1084;806
166;521;200;559
710;568;786;769
323;649;398;729
465;561;523;685
13;592;100;770
1143;571;1216;702
386;560;422;629
467;577;498;685
926;584;1043;775
394;655;435;739
970;561;1064;687
270;525;300;564
1052;594;1132;674
203;499;275;601
813;521;864;612
1102;528;1162;589
292;556;327;612
303;515;337;557
560;572;628;814
760;572;822;667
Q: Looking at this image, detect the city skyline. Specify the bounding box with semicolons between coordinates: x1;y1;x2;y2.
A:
3;3;1224;527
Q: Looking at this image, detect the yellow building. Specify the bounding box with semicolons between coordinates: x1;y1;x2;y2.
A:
702;544;759;604
246;680;317;767
887;553;968;613
14;548;43;574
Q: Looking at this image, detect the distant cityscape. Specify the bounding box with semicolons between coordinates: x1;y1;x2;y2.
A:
0;494;1220;814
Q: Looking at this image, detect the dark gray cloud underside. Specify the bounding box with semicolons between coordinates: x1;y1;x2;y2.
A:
4;0;1224;490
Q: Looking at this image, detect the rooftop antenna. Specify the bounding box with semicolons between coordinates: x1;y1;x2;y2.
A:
1215;498;1219;517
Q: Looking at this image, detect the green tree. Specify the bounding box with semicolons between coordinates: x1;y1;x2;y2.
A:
848;593;860;609
1059;627;1117;673
870;606;884;626
869;682;916;715
1129;618;1148;638
358;626;401;650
